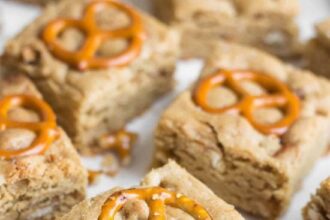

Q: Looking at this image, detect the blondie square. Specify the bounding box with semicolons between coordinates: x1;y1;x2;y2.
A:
303;177;330;220
0;67;87;219
305;18;330;78
153;0;299;59
4;0;179;154
154;41;330;218
59;161;243;220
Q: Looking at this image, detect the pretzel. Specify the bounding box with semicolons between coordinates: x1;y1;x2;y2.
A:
194;70;300;135
0;95;58;159
99;130;137;164
98;187;212;220
42;0;145;71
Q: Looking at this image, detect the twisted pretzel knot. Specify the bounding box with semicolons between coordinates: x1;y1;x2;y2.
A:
0;95;58;159
98;187;212;220
42;0;145;71
194;70;300;135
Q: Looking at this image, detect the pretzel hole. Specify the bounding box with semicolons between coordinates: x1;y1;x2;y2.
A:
239;80;267;96
0;129;36;152
253;108;284;125
96;38;129;57
94;6;131;31
206;86;238;109
0;107;40;151
115;199;149;219
8;107;40;123
57;27;86;52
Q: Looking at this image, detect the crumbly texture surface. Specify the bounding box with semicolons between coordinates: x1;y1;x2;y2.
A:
0;68;87;220
303;177;330;220
59;161;243;220
4;0;179;154
305;18;330;78
153;0;300;59
154;41;330;219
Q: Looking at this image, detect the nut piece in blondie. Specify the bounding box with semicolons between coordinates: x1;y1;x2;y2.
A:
305;18;330;78
4;0;179;154
154;41;330;218
0;68;87;219
153;0;299;59
59;161;243;220
303;177;330;220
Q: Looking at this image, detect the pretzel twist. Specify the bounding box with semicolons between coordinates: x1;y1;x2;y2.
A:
98;187;212;220
42;0;145;71
194;70;300;135
0;95;58;159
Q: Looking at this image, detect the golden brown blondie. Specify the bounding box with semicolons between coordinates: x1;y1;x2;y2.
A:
0;66;87;219
153;0;299;59
154;41;330;218
3;0;179;154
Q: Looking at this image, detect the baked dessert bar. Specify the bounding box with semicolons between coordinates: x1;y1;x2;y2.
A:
154;41;330;218
0;67;87;219
153;0;300;59
303;177;330;220
305;18;330;78
3;0;179;154
59;160;244;220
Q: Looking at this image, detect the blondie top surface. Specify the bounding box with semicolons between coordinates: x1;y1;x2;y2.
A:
60;161;243;220
157;0;299;23
159;41;330;173
4;0;178;92
0;69;86;193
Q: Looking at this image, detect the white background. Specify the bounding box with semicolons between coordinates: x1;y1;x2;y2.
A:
0;0;329;219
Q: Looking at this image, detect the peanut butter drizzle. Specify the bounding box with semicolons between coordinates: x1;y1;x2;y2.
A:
98;187;212;220
194;69;300;135
0;95;58;159
42;0;145;71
